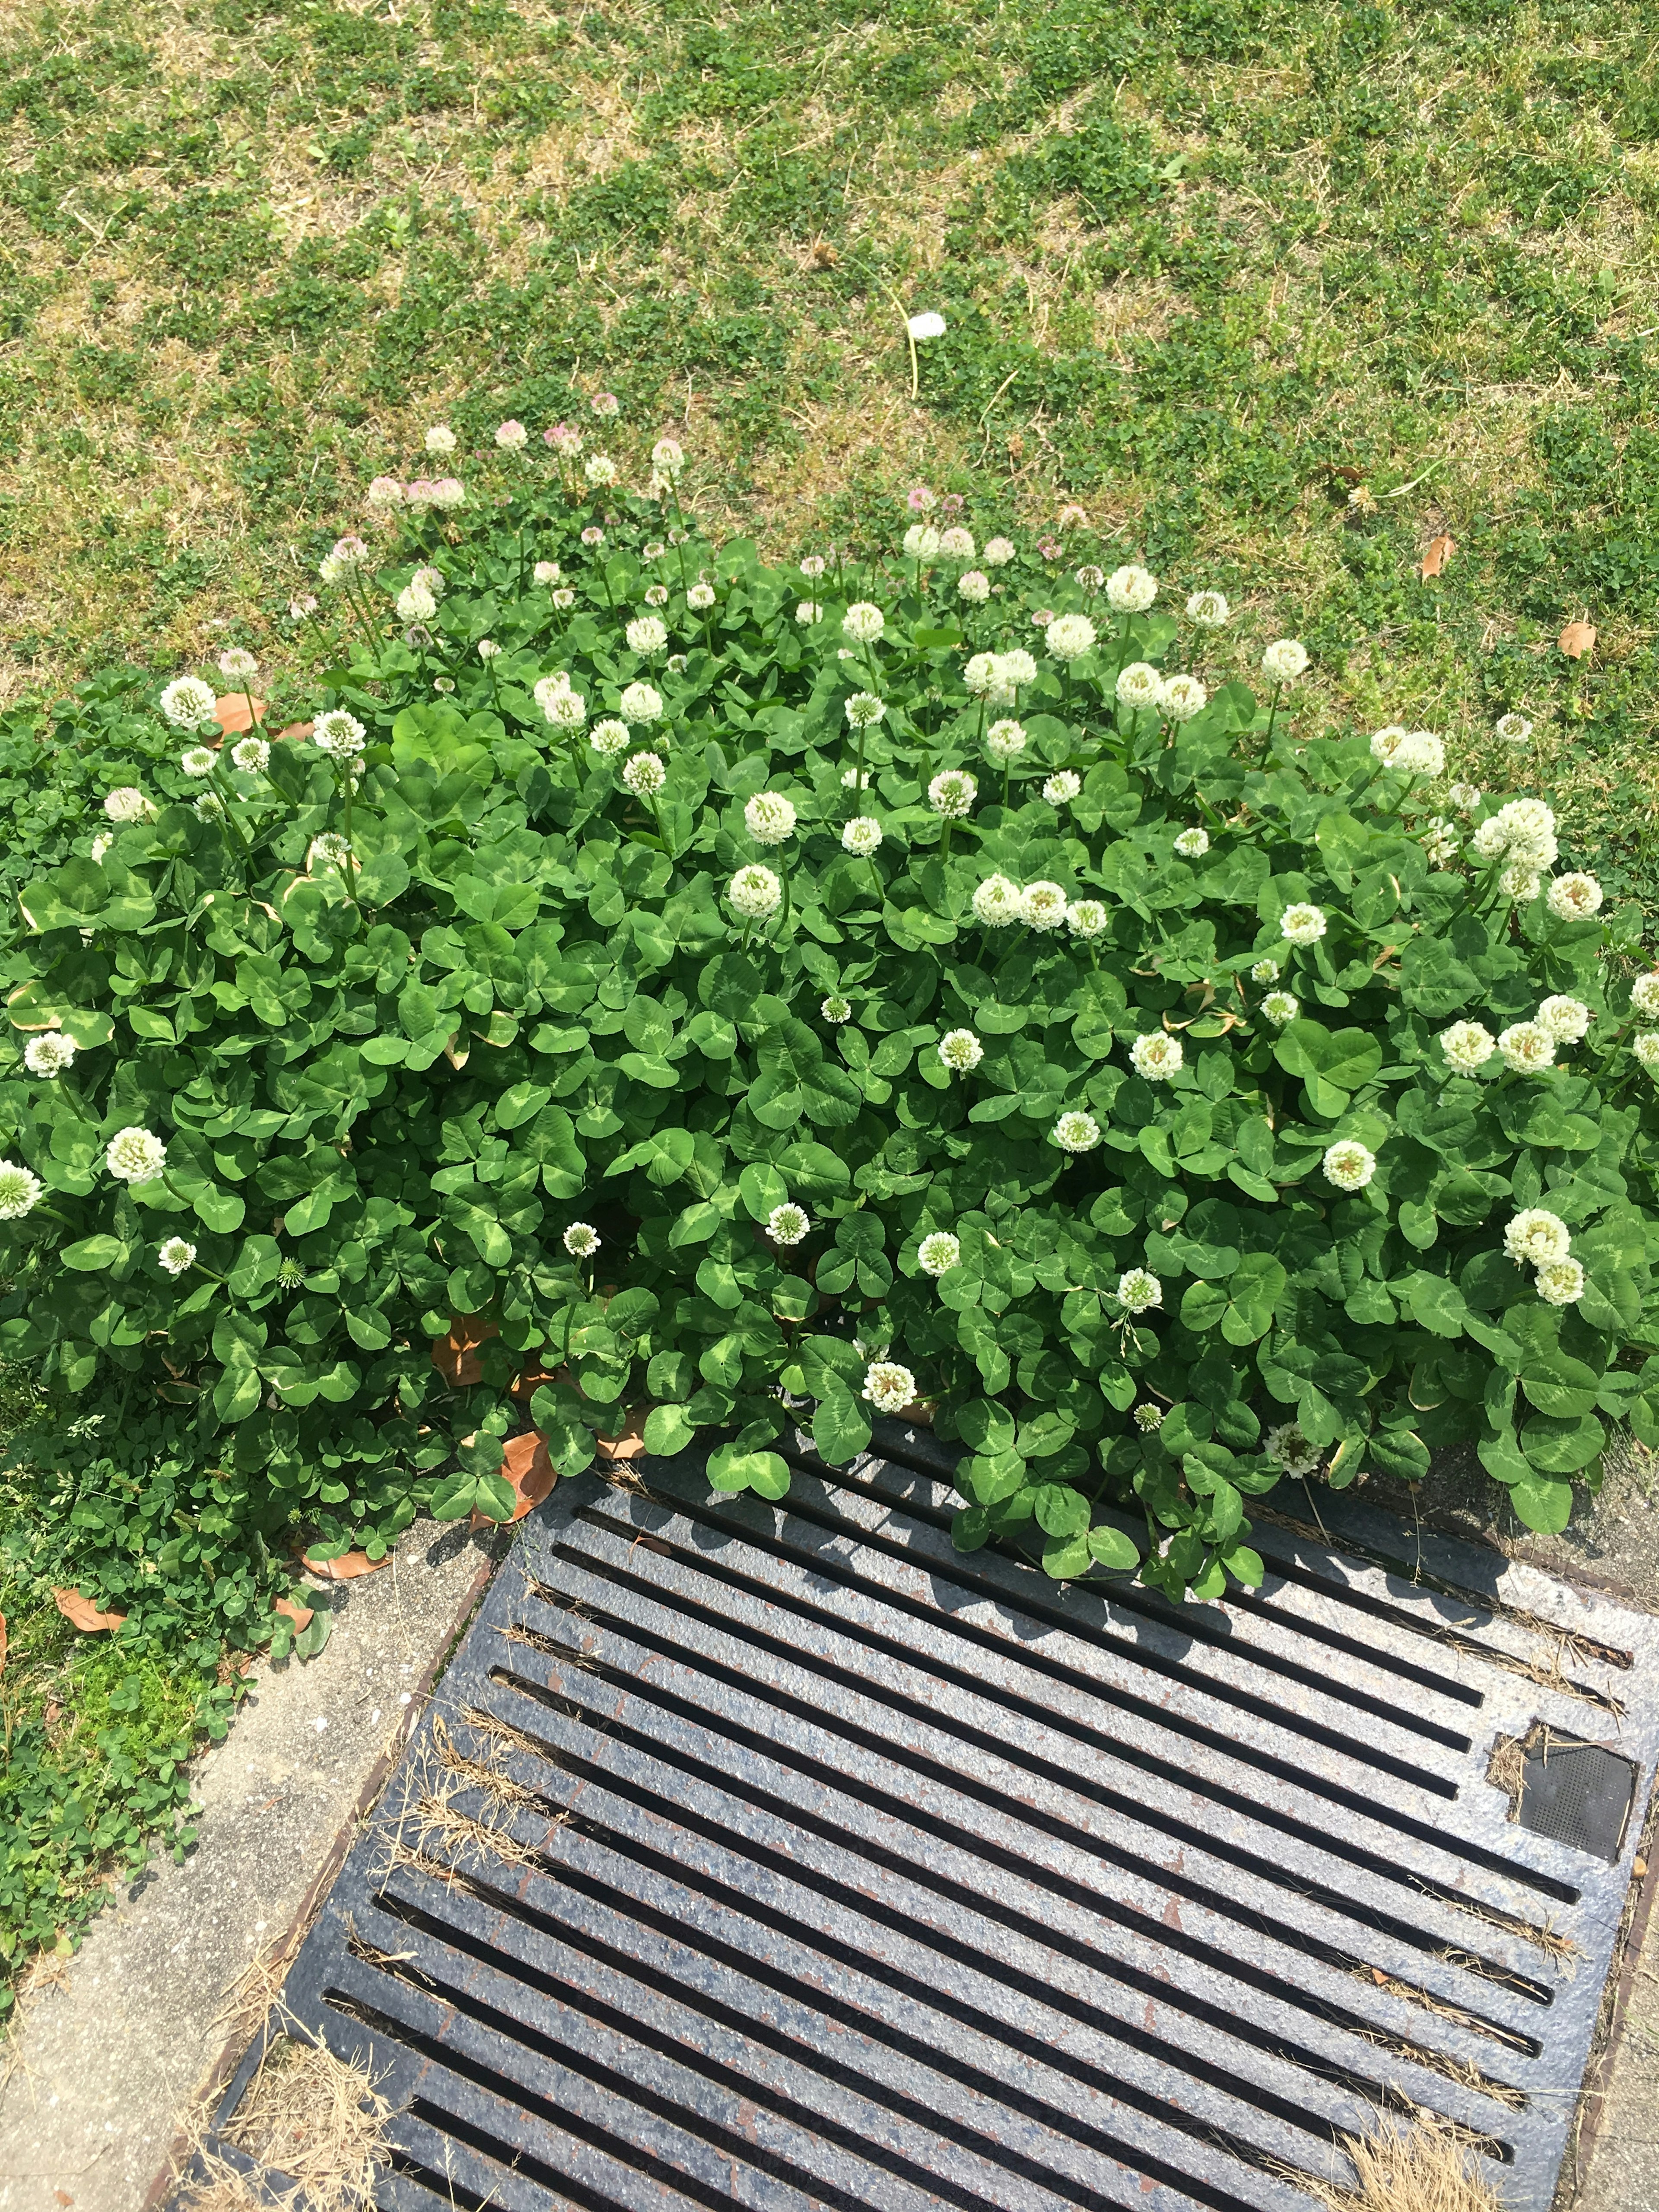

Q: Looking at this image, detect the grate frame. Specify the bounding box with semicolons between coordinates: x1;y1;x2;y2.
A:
197;1424;1659;2212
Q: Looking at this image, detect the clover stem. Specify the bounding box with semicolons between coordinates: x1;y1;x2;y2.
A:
775;861;792;937
854;721;867;795
341;770;360;906
941;818;953;862
1264;680;1284;750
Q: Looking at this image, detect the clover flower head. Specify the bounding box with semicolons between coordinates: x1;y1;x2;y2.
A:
564;1222;601;1259
1130;1031;1183;1082
906;486;938;515
313;709;367;761
159;1236;197;1276
1495;712;1533;746
864;1359;918;1413
963;652;1004;699
729;865;782;920
1116;1267;1163;1313
940;527;975;559
1066;899;1107;939
1115;661;1163;711
1262;639;1309;683
929;770;976;820
106;1125;166;1184
906;311;946;341
477;639;502;661
1106;564;1158;614
1538;995;1591;1044
424;425;457;454
626;614;668;655
1323;1138;1376;1192
796;601;823;625
551;588;576;609
1500;862;1542;903
982;537;1016;566
428;477;466;510
1265;1422;1322;1476
396;579;436;624
1160;673;1208;723
584;454;618;485
180;747;217;777
972;873;1022;927
1014;882;1063;934
1633;1033;1659;1076
277;1256;305;1289
1055;1112;1102;1155
1498;1020;1555;1074
581;527;604;547
1047;613;1098;661
194;791;224;820
1421;817;1460;867
1251;958;1280;984
1280;903;1328;945
1369;725;1410;766
903;523;941;561
1000;648;1038;688
289;595;318;620
620;680;663;724
844;691;886;729
494;419;529;451
24;1033;75;1078
1076;564;1104;591
159;676;219;731
800;555;828;578
318;534;371;585
957;569;991;604
1031;608;1054;627
1043;771;1081;806
842;816;882;856
90;832;112;862
1185;589;1230;628
0;1161;42;1220
918;1231;961;1278
1536;1257;1586;1307
1261;991;1299;1026
1504;1209;1571;1267
623;751;667;798
590;390;620;417
841;767;872;789
1437;1020;1494;1075
684;581;715;612
843;602;886;645
534;560;562;585
745;791;797;845
537;675;588;729
230;736;270;772
767;1201;810;1247
307;833;351;872
938;1028;984;1073
820;993;852;1023
1479;796;1558;870
985;718;1027;765
1124;1404;1160;1436
651;437;684;479
1447;782;1481;812
219;647;258;682
1548;872;1603;920
1173;826;1209;858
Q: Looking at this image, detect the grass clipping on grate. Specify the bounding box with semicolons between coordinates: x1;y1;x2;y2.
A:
1292;2110;1507;2212
178;2012;392;2212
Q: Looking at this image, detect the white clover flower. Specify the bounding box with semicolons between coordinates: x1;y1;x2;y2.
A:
745;791;797;845
623;751;667;798
985;718;1027;765
1043;771;1081;807
1056;1112;1103;1154
534;560;562;585
972;874;1022;928
495;419;529;451
620;681;663;724
194;790;224;820
1130;1032;1183;1082
1396;731;1445;776
1133;1402;1164;1432
1266;1422;1322;1476
1014;881;1063;931
425;425;457;454
584;454;618;485
652;437;685;479
590;391;620;418
1500;862;1542;903
180;747;217;778
159;676;219;730
957;570;991;605
903;523;941;561
1323;1138;1376;1192
842;817;882;856
929;770;976;819
1001;650;1038;686
768;1201;810;1247
1115;661;1163;711
1538;995;1591;1044
219;647;258;681
626;615;668;655
1634;1033;1659;1076
982;537;1016;566
581;527;604;545
0;1162;42;1221
1498;1021;1555;1074
1262;639;1309;683
1477;796;1558;871
906;311;946;341
1065;899;1107;939
104;787;151;823
318;534;371;586
939;1028;984;1074
307;833;351;872
963;652;1004;699
1075;565;1104;591
1280;903;1328;945
1630;975;1659;1019
1504;1210;1571;1267
551;588;576;610
1421;817;1459;868
729;865;782;920
1185;589;1230;628
1469;817;1506;862
395;580;437;624
940;527;975;559
845;692;886;729
106;1126;166;1184
800;555;827;578
477;639;502;661
1160;673;1208;722
589;718;631;759
1106;564;1158;613
685;582;715;612
864;1359;918;1413
90;832;112;863
24;1033;75;1077
796;601;823;625
1447;782;1481;812
1536;1257;1586;1307
1047;613;1098;661
1261;991;1299;1026
426;476;466;511
1116;1268;1163;1313
313;709;367;762
821;994;852;1023
1370;725;1410;766
1439;1020;1495;1074
158;1236;197;1276
1251;959;1280;983
564;1222;601;1259
1173;827;1210;859
918;1231;961;1278
1548;872;1603;920
230;736;270;772
843;603;886;645
1495;712;1533;746
841;767;872;789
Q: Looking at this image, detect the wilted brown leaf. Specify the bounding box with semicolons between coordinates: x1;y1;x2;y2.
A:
300;1550;389;1581
1419;534;1455;579
501;1430;557;1519
597;1409;650;1463
214;694;268;733
273;1595;315;1631
1559;619;1596;659
431;1314;496;1388
274;721;315;744
53;1587;127;1632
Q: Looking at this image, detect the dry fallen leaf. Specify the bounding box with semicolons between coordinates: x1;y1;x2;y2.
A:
1636;1856;1649;1879
1419;534;1455;579
1559;618;1596;659
53;1587;127;1633
214;693;268;733
274;720;315;743
597;1408;650;1463
300;1549;390;1581
273;1595;315;1632
431;1314;497;1388
502;1430;557;1519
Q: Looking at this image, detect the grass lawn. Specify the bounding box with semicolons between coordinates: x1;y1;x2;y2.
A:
0;0;1656;899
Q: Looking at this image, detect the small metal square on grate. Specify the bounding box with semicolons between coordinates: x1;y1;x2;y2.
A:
198;1424;1659;2212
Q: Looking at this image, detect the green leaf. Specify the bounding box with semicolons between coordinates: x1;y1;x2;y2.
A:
1521;1411;1604;1473
643;1403;697;1456
812;1389;871;1464
1509;1470;1575;1534
1518;1348;1601;1420
608;1128;696;1186
1403;1272;1468;1339
708;1444;791;1498
1086;1524;1141;1572
62;1234;127;1272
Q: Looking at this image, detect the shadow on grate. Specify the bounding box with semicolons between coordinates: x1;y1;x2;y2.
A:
188;1423;1659;2212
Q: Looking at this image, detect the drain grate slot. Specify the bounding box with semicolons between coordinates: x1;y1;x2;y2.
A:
198;1429;1659;2212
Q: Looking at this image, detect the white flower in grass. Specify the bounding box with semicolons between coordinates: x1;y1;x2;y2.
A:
1133;1402;1164;1431
195;791;224;820
842;817;882;856
590;718;631;757
842;603;885;644
1106;565;1158;613
652;438;685;479
686;582;715;611
626;615;668;654
1548;872;1603;920
983;537;1016;566
1261;991;1299;1027
1266;1422;1322;1476
957;569;991;604
231;736;270;772
906;311;946;341
1001;649;1038;687
620;681;663;724
800;555;827;578
1634;1033;1659;1076
1538;996;1591;1044
1021;881;1068;931
821;994;852;1023
1495;712;1533;746
1185;589;1229;628
1066;899;1107;939
307;833;351;872
564;1222;601;1259
985;719;1027;765
963;653;1004;699
745;792;797;845
158;1236;197;1276
845;692;886;729
864;1360;918;1413
1047;613;1097;661
1421;817;1459;867
1055;1112;1102;1154
1130;1033;1182;1082
1395;731;1445;775
0;1163;42;1220
477;640;502;661
104;787;151;823
1323;1139;1376;1192
365;475;403;515
939;1029;984;1074
219;647;258;682
495;419;529;451
728;865;782;920
426;474;466;509
107;1126;166;1183
767;1202;810;1247
903;524;941;561
318;534;371;585
928;770;976;820
395;580;436;624
551;588;576;609
1631;976;1659;1019
1476;797;1558;870
159;676;219;729
1536;1258;1586;1307
424;425;457;454
1251;959;1280;984
1115;661;1163;711
313;710;367;762
590;391;620;418
1160;674;1207;722
1280;903;1327;945
918;1232;961;1278
1500;863;1541;903
1498;1021;1555;1074
1116;1268;1163;1313
1504;1210;1571;1267
584;454;618;485
1439;1020;1495;1074
1447;782;1481;812
796;601;823;624
90;832;112;862
841;767;871;790
180;747;217;777
24;1033;75;1078
940;528;975;559
1262;639;1308;683
534;560;562;585
972;874;1022;928
623;752;667;799
1173;827;1209;858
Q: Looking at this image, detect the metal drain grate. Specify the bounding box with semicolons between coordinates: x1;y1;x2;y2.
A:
197;1424;1659;2212
1518;1739;1637;1864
